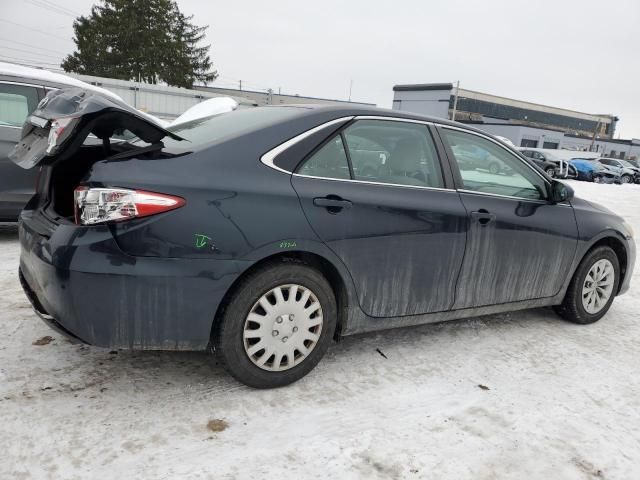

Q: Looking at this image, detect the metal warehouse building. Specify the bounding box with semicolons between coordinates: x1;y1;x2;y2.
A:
69;73;374;120
195;85;375;108
392;83;639;159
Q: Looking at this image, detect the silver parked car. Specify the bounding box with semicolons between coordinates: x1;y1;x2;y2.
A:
597;158;640;184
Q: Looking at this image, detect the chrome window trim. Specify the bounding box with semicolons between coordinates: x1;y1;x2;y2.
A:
439;124;551;186
353;115;434;126
260;116;355;173
291;173;456;193
457;188;571;206
259;115;572;204
0;80;44;89
260;115;436;175
261;114;453;193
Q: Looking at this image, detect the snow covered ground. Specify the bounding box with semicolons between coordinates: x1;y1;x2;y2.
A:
2;180;640;479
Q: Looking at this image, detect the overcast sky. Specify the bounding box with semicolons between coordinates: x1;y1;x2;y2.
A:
1;0;638;137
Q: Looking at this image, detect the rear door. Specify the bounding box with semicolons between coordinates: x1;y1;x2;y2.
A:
292;118;468;318
438;126;578;308
0;81;42;219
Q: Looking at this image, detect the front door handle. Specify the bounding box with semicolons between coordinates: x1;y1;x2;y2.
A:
470;209;496;225
313;196;352;213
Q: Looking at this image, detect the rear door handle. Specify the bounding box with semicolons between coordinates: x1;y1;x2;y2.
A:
313;196;352;212
470;209;496;225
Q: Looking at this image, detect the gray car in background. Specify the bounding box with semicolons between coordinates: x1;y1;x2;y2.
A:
0;72;49;220
0;62;170;221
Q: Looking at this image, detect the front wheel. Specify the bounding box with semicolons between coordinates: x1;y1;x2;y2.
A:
545;167;556;178
621;174;632;184
554;246;620;324
488;162;500;175
214;262;337;388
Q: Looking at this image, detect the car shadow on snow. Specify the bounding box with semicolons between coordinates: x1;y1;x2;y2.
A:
31;306;562;394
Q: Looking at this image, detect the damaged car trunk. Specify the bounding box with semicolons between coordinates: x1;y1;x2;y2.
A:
10;87;183;222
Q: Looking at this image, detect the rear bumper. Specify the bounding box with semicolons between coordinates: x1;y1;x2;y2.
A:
18;216;245;350
19;268;84;343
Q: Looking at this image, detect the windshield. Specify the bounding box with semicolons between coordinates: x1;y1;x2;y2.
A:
620;160;636;168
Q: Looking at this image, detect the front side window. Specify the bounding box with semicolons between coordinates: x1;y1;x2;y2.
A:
0;83;39;127
443;129;547;200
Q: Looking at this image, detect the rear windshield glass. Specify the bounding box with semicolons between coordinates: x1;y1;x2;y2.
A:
156;106;307;151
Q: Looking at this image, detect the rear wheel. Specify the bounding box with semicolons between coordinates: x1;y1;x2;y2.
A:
214;262;336;388
554;246;619;324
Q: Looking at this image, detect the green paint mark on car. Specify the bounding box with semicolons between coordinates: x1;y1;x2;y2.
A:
195;234;212;249
279;240;297;249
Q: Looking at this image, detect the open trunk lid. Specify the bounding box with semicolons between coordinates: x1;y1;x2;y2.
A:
9;87;183;169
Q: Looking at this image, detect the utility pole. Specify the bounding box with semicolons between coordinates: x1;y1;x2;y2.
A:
590;121;601;152
267;88;273;105
239;80;242;91
348;80;353;102
451;80;460;121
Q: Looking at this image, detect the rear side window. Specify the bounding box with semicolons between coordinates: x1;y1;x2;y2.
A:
296;119;444;188
297;135;350;179
0;83;39;127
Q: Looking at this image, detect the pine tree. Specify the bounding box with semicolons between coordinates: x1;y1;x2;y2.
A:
61;0;217;88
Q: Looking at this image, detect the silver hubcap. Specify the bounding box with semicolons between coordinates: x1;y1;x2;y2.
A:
622;176;631;183
582;259;615;314
243;284;323;371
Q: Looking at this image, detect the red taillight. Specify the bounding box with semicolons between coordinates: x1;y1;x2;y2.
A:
73;187;185;225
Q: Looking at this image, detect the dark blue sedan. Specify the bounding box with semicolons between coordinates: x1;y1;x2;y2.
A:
12;88;635;388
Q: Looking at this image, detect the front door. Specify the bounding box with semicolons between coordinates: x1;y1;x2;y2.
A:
292;119;468;318
439;126;579;308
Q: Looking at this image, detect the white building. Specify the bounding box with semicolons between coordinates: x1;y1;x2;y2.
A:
392;83;639;159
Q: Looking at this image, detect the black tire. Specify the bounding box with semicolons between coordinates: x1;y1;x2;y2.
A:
488;162;500;175
621;174;632;184
545;167;555;178
554;246;620;324
214;261;337;388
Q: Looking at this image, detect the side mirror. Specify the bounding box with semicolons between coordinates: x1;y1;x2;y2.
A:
549;180;574;204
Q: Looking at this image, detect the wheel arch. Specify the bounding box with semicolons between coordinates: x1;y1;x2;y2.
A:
211;250;351;343
583;235;628;294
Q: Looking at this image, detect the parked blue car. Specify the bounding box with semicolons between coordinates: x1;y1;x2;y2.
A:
569;158;620;183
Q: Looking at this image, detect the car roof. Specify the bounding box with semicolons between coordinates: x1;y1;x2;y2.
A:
0;62;122;102
253;103;491;135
